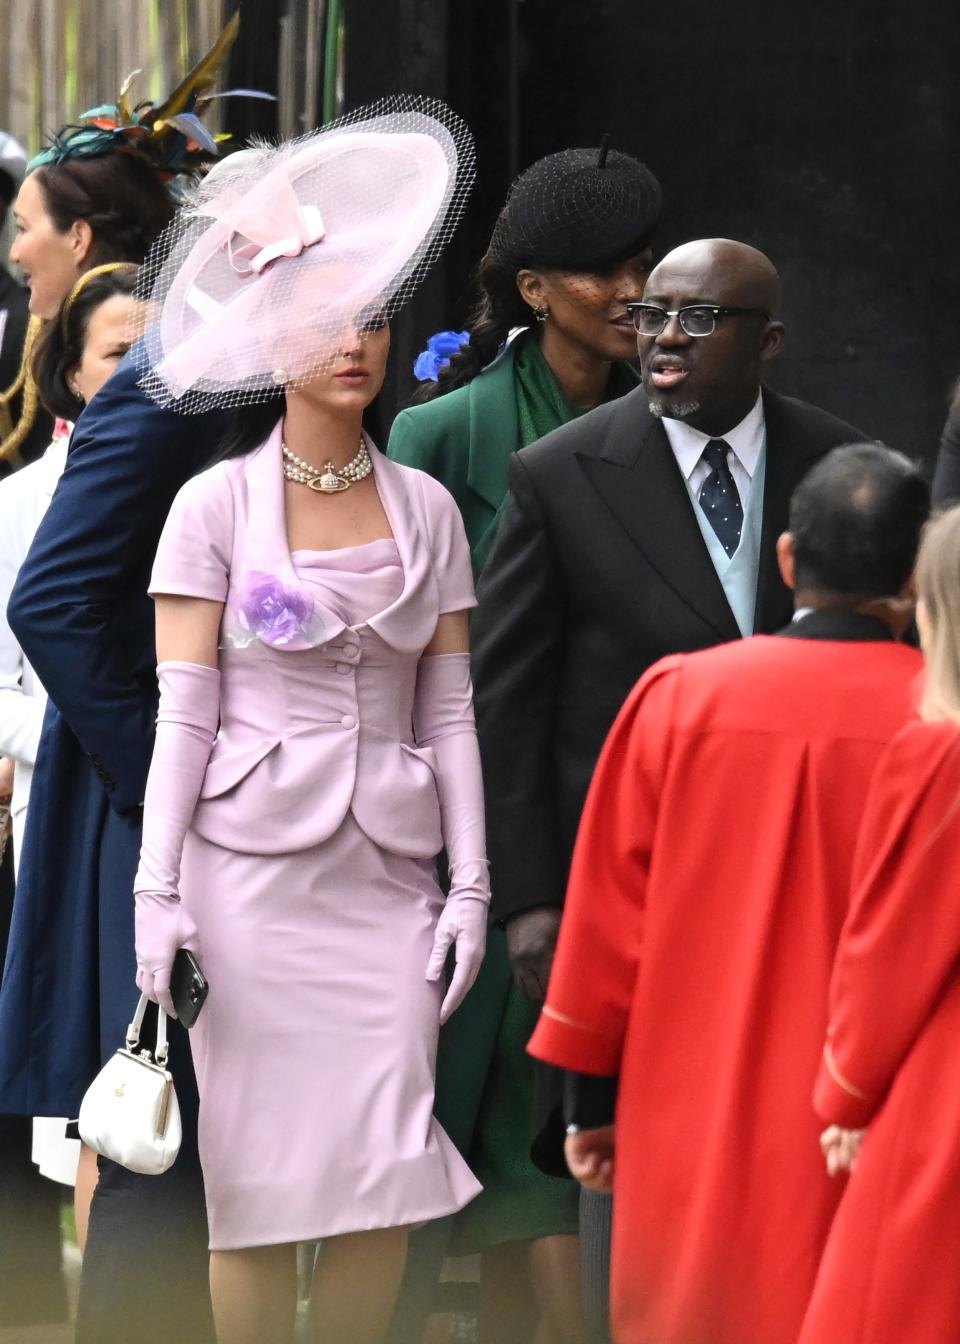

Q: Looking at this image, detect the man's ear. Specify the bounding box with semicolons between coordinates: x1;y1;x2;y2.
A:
759;320;785;363
776;531;795;590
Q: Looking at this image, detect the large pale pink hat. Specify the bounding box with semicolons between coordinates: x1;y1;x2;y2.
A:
136;95;474;412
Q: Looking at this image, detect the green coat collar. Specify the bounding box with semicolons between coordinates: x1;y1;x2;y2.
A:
463;336;641;511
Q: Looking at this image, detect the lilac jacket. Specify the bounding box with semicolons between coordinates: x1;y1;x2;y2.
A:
150;424;476;857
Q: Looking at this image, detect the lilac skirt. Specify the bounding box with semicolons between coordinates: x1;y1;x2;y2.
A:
182;816;481;1249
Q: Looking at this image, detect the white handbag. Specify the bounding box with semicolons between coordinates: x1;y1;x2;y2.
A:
78;993;182;1176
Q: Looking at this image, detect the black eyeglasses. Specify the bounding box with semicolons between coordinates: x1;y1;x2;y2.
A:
626;303;772;338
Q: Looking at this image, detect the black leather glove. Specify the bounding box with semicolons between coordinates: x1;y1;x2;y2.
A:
506;906;562;1003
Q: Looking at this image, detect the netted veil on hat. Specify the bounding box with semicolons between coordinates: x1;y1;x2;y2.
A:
489;142;662;275
135;95;475;412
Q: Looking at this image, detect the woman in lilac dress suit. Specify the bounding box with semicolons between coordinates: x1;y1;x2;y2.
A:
131;101;486;1344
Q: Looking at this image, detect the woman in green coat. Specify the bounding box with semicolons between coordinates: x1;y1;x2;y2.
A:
388;145;661;1344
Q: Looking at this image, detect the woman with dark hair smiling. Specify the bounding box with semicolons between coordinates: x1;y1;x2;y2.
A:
0;119;174;466
388;144;662;1344
10;152;172;320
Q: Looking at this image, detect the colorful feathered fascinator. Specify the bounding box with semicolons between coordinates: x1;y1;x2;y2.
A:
28;13;273;200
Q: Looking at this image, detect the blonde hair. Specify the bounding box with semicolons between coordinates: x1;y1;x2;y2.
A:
60;262;138;340
917;505;960;724
0;315;44;467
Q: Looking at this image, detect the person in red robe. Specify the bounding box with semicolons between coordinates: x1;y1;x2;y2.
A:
798;502;960;1344
528;442;929;1344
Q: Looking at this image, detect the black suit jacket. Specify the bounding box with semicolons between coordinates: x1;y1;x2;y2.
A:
473;384;864;923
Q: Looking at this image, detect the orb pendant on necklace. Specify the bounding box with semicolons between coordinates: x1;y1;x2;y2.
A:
310;466;350;493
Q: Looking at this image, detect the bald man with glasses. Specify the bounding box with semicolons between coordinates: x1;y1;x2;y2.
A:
470;239;865;1342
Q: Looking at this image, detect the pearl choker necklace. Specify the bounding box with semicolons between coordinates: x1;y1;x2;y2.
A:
282;437;372;493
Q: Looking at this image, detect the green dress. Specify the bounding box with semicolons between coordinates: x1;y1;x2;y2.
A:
388;332;639;1249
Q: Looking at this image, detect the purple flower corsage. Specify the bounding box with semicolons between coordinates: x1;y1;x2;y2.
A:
413;329;471;381
233;573;315;648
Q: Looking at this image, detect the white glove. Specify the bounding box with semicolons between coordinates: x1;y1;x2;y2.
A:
134;661;219;1015
426;874;488;1023
415;653;490;1022
820;1124;866;1176
135;891;198;1018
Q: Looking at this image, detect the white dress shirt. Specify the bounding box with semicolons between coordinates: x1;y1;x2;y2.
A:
660;392;766;509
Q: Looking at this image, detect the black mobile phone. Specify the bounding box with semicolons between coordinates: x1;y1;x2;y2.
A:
170;948;209;1029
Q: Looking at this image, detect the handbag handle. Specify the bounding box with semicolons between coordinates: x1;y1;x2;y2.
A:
125;993;170;1068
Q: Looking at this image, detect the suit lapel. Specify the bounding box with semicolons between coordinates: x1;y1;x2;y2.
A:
576;389;741;641
366;448;438;654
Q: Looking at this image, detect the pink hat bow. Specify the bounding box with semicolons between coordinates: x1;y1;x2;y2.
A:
207;180;326;278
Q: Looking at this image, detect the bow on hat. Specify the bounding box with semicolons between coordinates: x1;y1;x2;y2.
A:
203;177;326;277
157;161;343;390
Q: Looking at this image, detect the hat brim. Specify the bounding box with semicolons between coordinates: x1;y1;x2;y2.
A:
138;100;473;410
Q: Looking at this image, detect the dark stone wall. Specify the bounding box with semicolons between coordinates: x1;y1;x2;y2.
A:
231;0;960;467
340;0;452;438
505;0;960;467
225;0;281;140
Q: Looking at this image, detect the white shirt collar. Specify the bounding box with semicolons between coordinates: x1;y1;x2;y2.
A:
660;391;765;481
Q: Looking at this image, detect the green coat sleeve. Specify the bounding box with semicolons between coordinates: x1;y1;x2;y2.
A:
386;406;440;473
388;404;472;498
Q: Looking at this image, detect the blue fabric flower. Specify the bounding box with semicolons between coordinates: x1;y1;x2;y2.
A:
237;574;314;648
413;330;471;381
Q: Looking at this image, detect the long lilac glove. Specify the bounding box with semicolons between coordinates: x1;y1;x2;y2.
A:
417;652;490;1023
134;661;220;1016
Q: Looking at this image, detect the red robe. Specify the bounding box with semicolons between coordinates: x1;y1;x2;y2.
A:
799;718;960;1344
529;632;922;1344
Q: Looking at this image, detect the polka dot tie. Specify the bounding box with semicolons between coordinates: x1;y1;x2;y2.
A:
698;439;743;558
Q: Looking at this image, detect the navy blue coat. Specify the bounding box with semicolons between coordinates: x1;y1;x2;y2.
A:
0;355;226;1117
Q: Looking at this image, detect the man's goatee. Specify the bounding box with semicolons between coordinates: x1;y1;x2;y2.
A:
648;399;701;420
